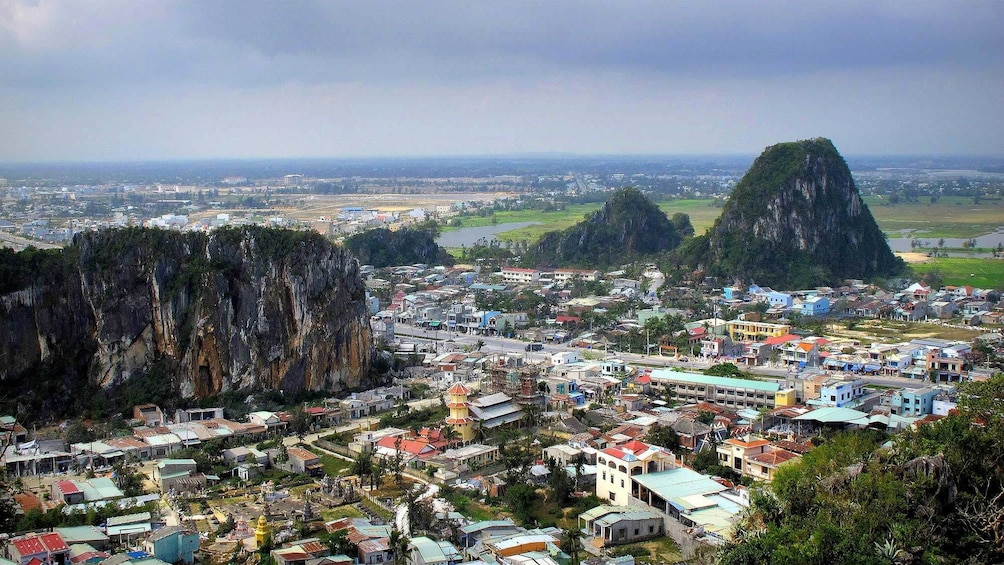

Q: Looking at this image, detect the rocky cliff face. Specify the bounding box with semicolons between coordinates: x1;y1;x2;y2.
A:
0;227;371;416
696;138;902;287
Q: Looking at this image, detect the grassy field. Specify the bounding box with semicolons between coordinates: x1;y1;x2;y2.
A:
310;450;352;476
908;256;1004;288
824;319;983;346
446;196;1004;246
319;504;366;522
609;538;683;565
866;196;1004;238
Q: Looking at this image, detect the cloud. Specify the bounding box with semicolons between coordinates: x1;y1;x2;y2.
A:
1;0;1001;89
0;0;1001;160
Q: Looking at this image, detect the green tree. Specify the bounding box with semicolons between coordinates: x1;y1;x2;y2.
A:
504;483;537;524
643;423;679;452
290;406;311;442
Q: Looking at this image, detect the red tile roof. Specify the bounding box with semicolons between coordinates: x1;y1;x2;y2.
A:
12;536;45;557
56;480;81;495
447;382;472;396
764;334;800;346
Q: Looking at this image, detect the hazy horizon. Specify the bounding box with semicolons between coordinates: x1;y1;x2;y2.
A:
2;1;1002;162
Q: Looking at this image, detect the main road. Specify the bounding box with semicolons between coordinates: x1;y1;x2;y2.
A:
394;326;930;390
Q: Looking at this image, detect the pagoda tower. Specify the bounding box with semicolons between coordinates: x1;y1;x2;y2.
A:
254;514;270;548
445;382;475;442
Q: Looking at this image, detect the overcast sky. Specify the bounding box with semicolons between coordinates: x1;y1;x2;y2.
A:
1;0;1002;162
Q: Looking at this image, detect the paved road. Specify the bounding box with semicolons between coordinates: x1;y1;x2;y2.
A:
394;326;931;390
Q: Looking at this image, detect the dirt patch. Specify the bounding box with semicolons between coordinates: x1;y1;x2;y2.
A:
895;252;932;264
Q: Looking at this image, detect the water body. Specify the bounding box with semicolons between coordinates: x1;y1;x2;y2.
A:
437;221;541;247
887;227;1004;253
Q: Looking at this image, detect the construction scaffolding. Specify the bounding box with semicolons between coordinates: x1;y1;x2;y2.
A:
481;354;545;406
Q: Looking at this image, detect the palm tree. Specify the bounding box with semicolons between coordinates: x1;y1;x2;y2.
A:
475;339;486;351
388;528;411;565
441;425;460;447
563;527;583;565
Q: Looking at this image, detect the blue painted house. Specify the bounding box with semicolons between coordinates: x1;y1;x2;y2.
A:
797;296;830;316
144;526;199;564
767;291;793;308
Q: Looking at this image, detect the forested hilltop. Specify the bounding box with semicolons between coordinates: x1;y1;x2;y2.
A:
523;187;689;268
343;223;454;268
718;374;1004;565
684;138;904;287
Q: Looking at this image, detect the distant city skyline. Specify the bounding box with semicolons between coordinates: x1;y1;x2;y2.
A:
1;0;1002;162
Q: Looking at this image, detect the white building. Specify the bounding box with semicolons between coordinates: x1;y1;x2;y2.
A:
596;440;676;505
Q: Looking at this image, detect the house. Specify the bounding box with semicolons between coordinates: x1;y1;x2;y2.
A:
144;526;200;565
133;404;166;427
796;296;830;317
357;537;391;565
3;533;70;565
928;301;958;319
579;505;665;547
155;459;203;493
817;377;864;408
407;537;462;565
174;407;224;423
286;447;324;476
596;440;676;505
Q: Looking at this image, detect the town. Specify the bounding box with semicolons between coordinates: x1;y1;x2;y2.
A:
2;247;1001;565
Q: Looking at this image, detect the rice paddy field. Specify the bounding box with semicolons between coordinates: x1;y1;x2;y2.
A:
865;196;1004;239
906;256;1004;288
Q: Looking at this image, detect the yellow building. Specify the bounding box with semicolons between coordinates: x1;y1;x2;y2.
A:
254;515;270;548
445;382;475;442
774;388;797;407
726;320;791;342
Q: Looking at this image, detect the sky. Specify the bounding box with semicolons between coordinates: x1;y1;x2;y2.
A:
1;0;1002;162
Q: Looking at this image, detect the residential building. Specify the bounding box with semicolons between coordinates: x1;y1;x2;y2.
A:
144;526;200;565
888;386;948;417
408;537;462;565
596;440;676;505
726;320;791;342
579;505;665;547
796;296;830;316
4;533;70;565
286;447;323;476
174;407;224;423
133;404;166;427
817;377;865;408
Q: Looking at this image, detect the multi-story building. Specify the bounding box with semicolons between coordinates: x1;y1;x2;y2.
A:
818;377;865;408
500;267;540;285
650;370;781;410
552;268;601;284
716;437;801;482
726;319;791;342
595;440;676;505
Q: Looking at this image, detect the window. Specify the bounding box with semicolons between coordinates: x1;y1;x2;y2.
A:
649;525;655;533
634;529;639;535
610;492;615;501
621;479;624;488
602;472;606;480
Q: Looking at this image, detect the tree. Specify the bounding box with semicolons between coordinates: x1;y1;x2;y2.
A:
290;406;311;442
643;423;679;452
504;483;537;524
563;527;584;565
351;450;373;488
389;528;411;565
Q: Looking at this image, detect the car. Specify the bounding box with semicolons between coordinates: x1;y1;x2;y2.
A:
525;343;544;351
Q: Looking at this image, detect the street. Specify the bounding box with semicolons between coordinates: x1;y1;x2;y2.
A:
394;325;931;390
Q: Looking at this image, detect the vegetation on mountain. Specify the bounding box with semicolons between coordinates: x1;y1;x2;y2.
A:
524;187;685;268
344;223;454;268
718;374;1004;564
684;138;904;287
